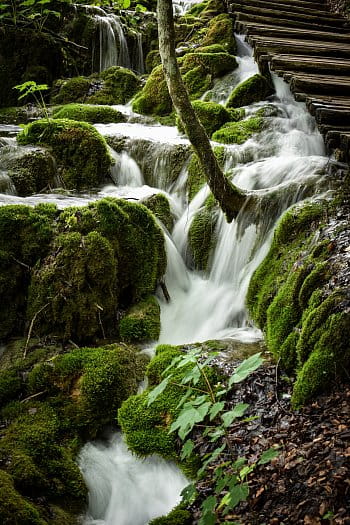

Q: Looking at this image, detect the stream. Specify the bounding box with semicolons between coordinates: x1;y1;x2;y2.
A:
0;28;327;525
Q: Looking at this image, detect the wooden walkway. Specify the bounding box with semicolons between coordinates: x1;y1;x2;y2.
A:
230;0;350;163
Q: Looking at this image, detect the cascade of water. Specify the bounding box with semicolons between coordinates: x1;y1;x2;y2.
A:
79;434;188;525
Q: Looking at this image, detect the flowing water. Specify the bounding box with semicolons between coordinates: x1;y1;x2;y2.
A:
0;35;328;524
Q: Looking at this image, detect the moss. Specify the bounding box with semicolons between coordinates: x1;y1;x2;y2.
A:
212;116;265;144
181;51;238;78
51;76;91;105
149;505;192;525
201;14;236;54
177;100;231;137
195;44;227;54
187;0;208;16
8;150;56;197
88;66;141;105
52;103;126;124
17;119;112;190
132;64;172;116
145;49;161;73
182;65;212;100
0;204;57;339
119;295;161;343
143;193;174;232
0;106;29;125
0;470;43;525
187;146;224;200
227;107;245;122
253;104;285;118
188;207;218;270
0;368;23;407
226;74;274;108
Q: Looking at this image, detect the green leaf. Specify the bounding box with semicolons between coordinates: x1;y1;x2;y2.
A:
208;427;225;442
221;403;249;427
232;457;246;470
169;404;206;440
147;377;169;406
181;483;197;504
209;401;225;421
228;353;263;387
258;447;279;465
181;439;194;460
202;495;217;513
123;0;131;7
199;511;216;525
135;3;147;11
239;465;254;480
221;483;249;511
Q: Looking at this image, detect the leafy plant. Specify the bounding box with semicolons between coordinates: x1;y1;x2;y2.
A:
147;350;279;524
13;81;50;121
0;0;64;30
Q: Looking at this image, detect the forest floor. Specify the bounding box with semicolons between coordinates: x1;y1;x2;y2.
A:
190;358;350;524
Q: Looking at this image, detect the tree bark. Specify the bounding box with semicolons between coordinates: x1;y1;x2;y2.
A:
157;0;247;222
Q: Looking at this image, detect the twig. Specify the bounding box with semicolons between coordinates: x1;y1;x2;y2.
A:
24;302;50;358
98;310;106;339
160;279;171;302
11;256;31;271
21;390;46;403
68;339;80;349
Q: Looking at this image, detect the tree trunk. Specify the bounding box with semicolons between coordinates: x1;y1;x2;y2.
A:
157;0;247;222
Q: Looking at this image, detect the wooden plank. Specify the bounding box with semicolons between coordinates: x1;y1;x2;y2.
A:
232;0;343;19
234;22;350;44
270;55;350;75
248;36;350;58
235;12;350;34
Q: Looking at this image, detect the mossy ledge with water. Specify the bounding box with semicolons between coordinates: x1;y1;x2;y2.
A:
247;197;350;407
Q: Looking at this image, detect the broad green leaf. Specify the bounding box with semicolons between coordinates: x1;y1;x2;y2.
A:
227;483;249;510
232;457;246;470
258;447;279;465
209;401;225;421
202;495;217;513
123;0;131;8
181;439;194;460
192;394;210;406
218;492;231;510
228;353;263;387
20;0;36;6
147;377;169;406
181;483;197;504
208;427;225;442
215;474;229;493
135;3;147;11
221;403;249;427
169;403;209;439
239;465;254;480
181;366;200;385
199;511;216;525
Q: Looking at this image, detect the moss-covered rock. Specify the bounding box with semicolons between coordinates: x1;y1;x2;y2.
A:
188;206;218;270
181;51;238;78
145;49;162;73
132;65;172;116
149;504;192;525
0;107;33;125
247;199;350;406
52;103;126;124
226;74;274;108
212;116;265;144
0;203;57;339
0;469;43;524
51;76;91;105
7;149;56;197
88;66;141;105
201;14;236;54
143;193;174;232
177;100;231;137
17;119;113;190
119;295;160;343
182;65;212;100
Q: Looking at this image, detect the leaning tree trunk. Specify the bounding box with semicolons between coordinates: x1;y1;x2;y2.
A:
157;0;247;221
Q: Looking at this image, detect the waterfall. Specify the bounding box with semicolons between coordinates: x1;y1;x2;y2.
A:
0;35;329;525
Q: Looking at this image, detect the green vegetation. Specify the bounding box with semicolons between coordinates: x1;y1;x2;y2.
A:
212;116;265;144
180;51;237;78
188;207;218;270
17;119;113;190
226;74;274;108
119;295;161;343
132;64;172;116
51;76;91;105
143;193;174;232
177;100;231;137
52;103;126;123
8;150;56;197
247;199;350;406
201;14;236;54
149;505;192;525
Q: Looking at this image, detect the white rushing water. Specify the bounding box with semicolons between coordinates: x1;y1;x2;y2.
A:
0;36;327;524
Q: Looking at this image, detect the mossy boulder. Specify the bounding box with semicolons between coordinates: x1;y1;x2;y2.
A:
145;49;162;73
17;119;113;190
88;66;141;105
0;469;43;524
0;203;57;339
177;100;231;137
52;103;126;124
247;199;350;406
226;74;274;108
132;64;172;116
7;149;56;197
188;206;218;270
212;116;265;144
201;14;236;54
0;107;32;125
149;505;192;525
181;51;238;78
51;76;91;105
182;65;212;100
143;193;174;232
119;295;161;343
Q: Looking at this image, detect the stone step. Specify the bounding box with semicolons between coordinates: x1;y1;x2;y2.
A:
232;0;344;19
234;22;350;44
270;55;350;76
231;4;349;28
235;12;350;34
248;35;350;59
